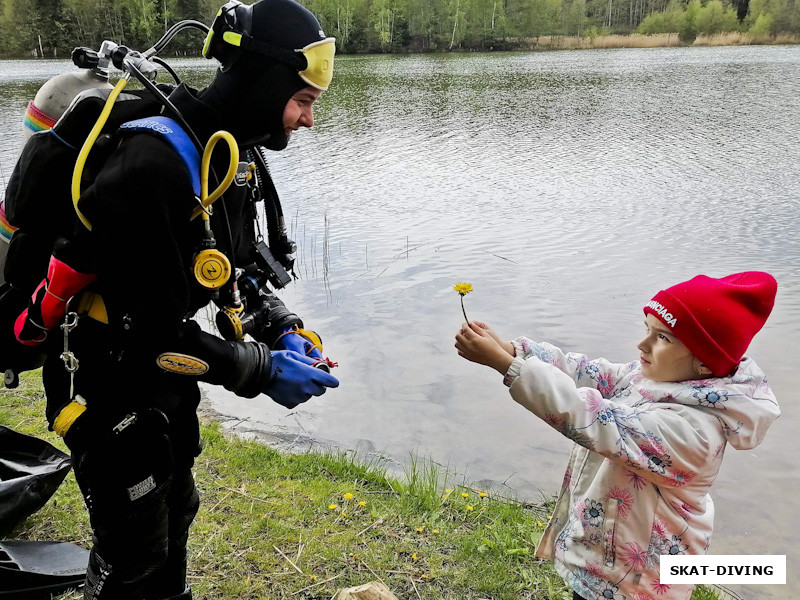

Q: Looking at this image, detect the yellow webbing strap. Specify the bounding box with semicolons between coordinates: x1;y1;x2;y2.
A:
76;291;109;324
275;326;323;355
53;397;87;437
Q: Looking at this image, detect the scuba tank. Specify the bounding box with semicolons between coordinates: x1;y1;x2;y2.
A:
0;52;114;287
22;66;113;141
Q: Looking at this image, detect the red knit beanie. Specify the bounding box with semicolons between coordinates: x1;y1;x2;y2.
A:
643;271;777;377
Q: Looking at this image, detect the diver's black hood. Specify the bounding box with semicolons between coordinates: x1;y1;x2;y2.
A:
198;56;305;150
197;0;329;150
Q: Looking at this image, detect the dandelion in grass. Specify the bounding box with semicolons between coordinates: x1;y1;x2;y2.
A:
343;493;354;500
467;506;474;511
432;529;440;534
461;492;469;498
358;501;366;507
453;282;473;322
328;504;338;510
479;492;486;498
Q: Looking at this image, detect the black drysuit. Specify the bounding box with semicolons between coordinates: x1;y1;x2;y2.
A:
43;85;282;600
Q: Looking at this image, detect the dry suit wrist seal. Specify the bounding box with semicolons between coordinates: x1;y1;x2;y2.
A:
227;340;271;398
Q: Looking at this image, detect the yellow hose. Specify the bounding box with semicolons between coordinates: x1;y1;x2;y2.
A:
192;131;239;221
72;75;130;231
71;75;237;228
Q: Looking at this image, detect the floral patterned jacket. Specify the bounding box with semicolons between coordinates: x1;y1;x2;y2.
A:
505;338;780;600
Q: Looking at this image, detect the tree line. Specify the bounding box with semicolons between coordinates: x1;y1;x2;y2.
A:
0;0;797;57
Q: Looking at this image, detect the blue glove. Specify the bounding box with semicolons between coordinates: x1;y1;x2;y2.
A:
273;327;324;361
266;350;339;409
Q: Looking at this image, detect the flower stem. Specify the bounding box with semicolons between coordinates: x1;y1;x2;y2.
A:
460;295;469;323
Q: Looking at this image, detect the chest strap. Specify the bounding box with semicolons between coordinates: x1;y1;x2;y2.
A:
118;116;201;196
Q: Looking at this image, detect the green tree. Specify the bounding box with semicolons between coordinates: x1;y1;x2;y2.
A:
447;0;466;48
748;10;774;32
764;0;792;31
679;0;701;41
637;10;666;31
695;0;739;34
127;0;160;47
528;0;562;39
564;0;586;35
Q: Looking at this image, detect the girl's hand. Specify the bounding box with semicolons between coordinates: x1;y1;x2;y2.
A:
455;322;514;375
469;321;514;356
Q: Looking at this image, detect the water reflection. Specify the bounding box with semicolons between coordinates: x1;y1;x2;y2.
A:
1;47;798;599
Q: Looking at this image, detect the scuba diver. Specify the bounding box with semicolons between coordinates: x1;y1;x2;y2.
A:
1;0;339;598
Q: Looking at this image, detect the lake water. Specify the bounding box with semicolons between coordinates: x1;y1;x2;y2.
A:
1;46;798;599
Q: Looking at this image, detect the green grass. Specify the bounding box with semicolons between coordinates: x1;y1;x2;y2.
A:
1;372;725;599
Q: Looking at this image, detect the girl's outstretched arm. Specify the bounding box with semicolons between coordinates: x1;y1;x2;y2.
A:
455;322;514;374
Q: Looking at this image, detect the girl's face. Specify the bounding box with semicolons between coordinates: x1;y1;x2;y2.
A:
282;86;322;141
637;314;709;382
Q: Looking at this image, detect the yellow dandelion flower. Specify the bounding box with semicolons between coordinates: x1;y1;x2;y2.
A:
453;283;473;322
467;505;474;511
358;501;367;506
433;529;440;534
343;493;354;500
461;492;469;498
328;504;338;510
486;525;493;529
537;521;544;527
479;492;486;498
310;575;317;581
445;488;452;493
341;512;347;517
416;527;424;533
412;553;418;561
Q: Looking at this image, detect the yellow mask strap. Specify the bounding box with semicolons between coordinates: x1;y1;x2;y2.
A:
201;9;222;58
298;38;336;91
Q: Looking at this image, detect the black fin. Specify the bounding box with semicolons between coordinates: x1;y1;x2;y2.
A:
0;540;88;598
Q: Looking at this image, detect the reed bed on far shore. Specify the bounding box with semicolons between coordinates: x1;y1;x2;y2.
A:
517;32;798;50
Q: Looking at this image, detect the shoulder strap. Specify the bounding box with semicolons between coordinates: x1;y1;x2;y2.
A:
118;116;201;196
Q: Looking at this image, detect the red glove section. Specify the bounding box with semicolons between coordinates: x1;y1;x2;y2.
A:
14;256;96;345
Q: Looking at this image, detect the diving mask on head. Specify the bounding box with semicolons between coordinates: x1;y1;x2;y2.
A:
202;0;335;90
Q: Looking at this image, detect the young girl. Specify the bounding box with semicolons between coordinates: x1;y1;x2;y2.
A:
454;272;779;600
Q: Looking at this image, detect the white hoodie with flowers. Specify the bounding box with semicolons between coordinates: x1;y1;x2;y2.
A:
505;338;780;600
